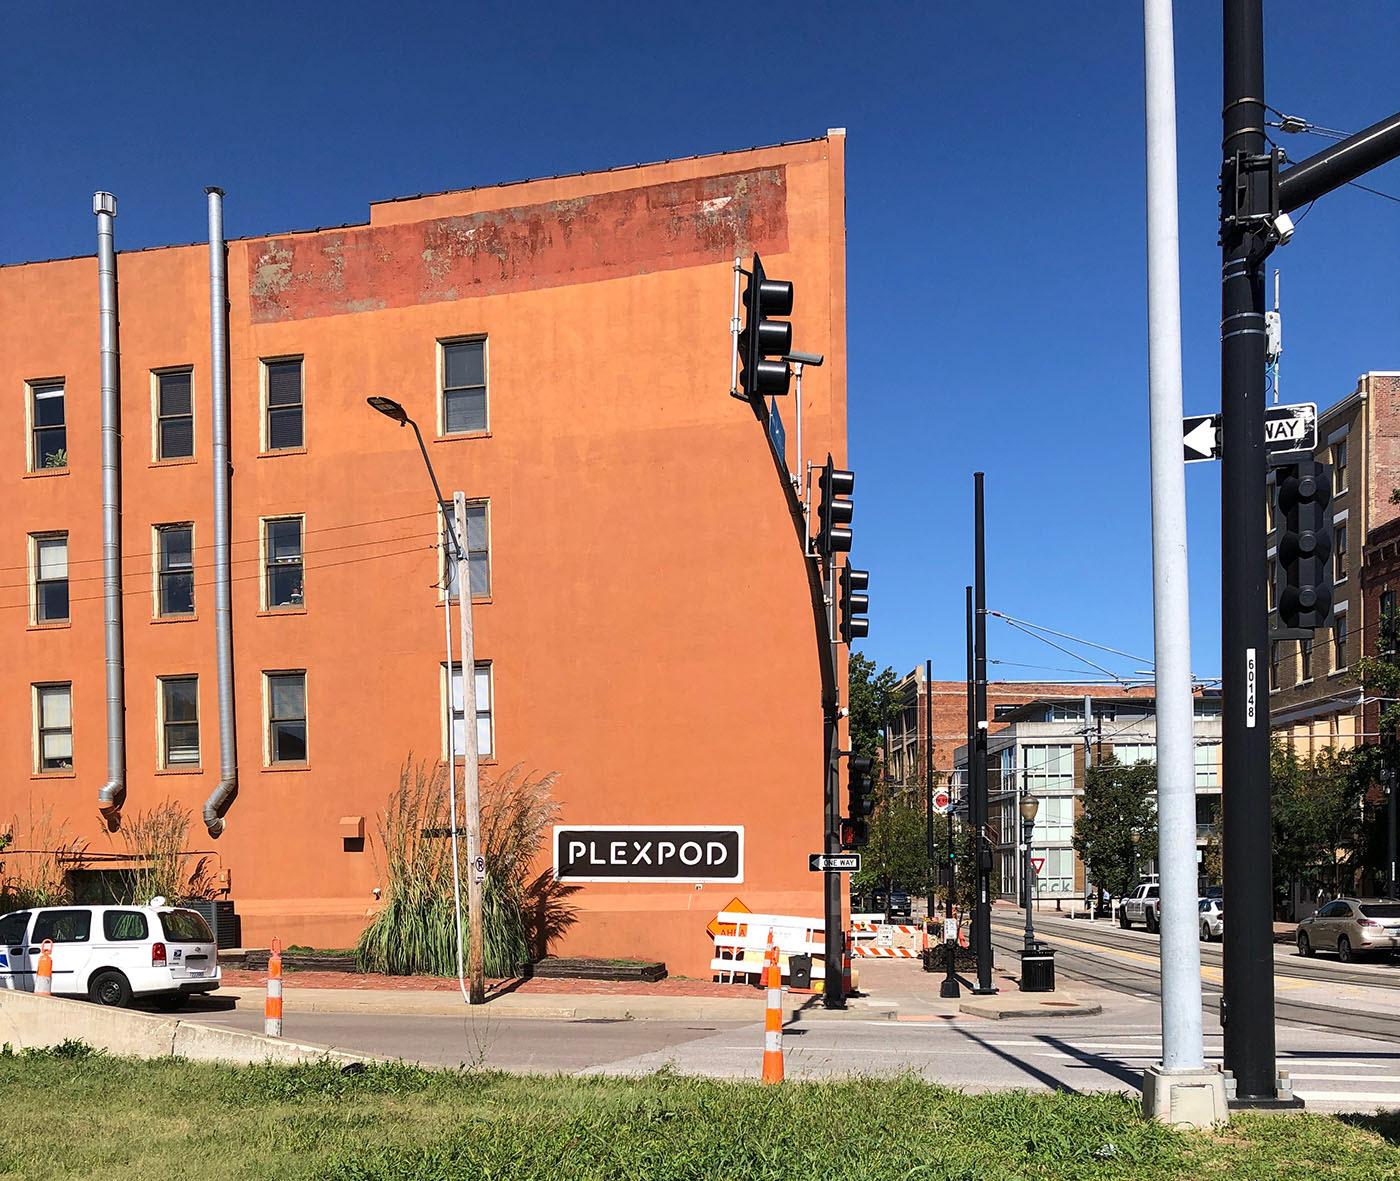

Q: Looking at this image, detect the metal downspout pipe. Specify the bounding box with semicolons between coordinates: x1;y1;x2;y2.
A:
94;193;127;826
202;187;238;837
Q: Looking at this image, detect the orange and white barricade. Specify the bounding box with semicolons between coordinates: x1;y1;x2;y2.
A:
265;938;283;1037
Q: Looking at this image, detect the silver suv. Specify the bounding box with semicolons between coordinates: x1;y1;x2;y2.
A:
1296;898;1400;962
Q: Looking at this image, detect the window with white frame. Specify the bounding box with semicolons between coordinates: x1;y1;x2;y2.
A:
35;683;73;773
30;382;66;469
1333;438;1348;494
1194;744;1220;789
263;358;304;450
1036;795;1074;842
155;369;194;459
440;500;490;597
447;661;493;759
265;671;307;764
1334;523;1348;584
1270;641;1280;690
1300;637;1313;681
441;339;487;434
1113;743;1156;766
155;524;195;616
1334;611;1348;671
1039;848;1076;896
263;517;304;608
31;533;68;623
158;676;200;768
1021;745;1074;794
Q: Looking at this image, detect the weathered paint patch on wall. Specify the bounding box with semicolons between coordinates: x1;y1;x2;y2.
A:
248;167;789;322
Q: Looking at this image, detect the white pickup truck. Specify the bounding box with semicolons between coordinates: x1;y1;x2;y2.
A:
1119;882;1161;932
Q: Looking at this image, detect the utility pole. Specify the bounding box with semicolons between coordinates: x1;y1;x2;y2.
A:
971;473;994;994
1140;0;1222;1125
1219;0;1400;1106
925;659;935;921
454;493;486;1005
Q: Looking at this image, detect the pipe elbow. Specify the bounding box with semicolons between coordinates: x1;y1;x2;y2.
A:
203;776;236;838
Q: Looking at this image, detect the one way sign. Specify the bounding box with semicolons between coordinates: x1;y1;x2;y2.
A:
809;853;861;873
1183;402;1317;464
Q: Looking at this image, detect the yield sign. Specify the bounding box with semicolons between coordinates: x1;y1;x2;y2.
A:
1031;857;1045;875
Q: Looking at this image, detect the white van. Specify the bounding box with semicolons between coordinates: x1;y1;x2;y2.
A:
0;904;221;1008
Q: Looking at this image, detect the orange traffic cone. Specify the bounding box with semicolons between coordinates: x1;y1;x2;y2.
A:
761;941;784;1084
35;939;53;996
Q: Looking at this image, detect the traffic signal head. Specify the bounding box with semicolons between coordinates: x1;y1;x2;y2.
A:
737;253;793;398
816;457;855;556
839;565;870;644
840;818;869;850
847;755;875;819
1274;459;1333;630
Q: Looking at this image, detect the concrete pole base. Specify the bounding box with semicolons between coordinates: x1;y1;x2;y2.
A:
1141;1064;1231;1129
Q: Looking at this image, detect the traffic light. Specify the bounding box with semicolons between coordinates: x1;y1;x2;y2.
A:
840;818;869;850
839;565;869;644
847;755;875;819
1274;459;1333;630
737;253;793;398
815;456;854;556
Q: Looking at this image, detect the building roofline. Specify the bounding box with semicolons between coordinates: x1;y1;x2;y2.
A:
1;135;837;270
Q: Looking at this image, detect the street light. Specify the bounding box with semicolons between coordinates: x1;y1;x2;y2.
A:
1019;792;1040;951
366;396;484;1005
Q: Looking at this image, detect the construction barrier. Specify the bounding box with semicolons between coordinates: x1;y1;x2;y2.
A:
761;938;783;1084
710;911;825;985
265;938;283;1037
35;940;52;996
851;946;921;958
842;932;853;999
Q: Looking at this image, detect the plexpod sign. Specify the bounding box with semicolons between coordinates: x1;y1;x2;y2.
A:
553;826;744;883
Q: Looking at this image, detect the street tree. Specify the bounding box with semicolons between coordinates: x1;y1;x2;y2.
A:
1071;756;1159;902
1271;740;1367;901
848;651;898;763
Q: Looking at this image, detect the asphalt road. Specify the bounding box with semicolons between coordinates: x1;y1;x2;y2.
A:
193;994;1400;1113
990;912;1400;1040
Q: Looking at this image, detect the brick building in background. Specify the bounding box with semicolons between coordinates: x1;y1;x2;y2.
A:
1270;372;1400;753
0;135;849;975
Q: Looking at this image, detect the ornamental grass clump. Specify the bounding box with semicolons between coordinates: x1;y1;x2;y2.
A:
357;758;576;977
114;800;217;905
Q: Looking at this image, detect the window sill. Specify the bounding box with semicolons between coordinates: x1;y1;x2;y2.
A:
433;432;492;443
437;596;493;607
151;614;198;624
1329;667;1349;677
28;620;71;631
23;468;69;480
1298;678;1314;687
258;447;308;458
156;766;204;776
32;771;76;779
262;763;311;773
451;756;498;766
258;607;307;617
150;457;197;468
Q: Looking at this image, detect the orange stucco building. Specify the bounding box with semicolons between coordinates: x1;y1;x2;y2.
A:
0;135;849;975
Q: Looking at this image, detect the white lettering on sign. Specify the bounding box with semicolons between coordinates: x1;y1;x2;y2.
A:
707;841;727;864
679;842;702;866
1246;647;1257;728
633;841;652;864
568;841;586;864
611;841;626;863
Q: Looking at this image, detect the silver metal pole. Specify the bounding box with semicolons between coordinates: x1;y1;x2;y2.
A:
1144;0;1205;1072
442;512;469;1003
455;493;486;1004
793;362;804;493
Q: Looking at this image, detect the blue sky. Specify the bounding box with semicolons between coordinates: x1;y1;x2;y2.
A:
5;2;1399;687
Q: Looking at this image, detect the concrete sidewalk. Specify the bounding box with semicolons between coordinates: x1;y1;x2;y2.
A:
208;956;1104;1023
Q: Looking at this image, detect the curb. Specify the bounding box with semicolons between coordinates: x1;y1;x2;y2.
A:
958;994;1103;1020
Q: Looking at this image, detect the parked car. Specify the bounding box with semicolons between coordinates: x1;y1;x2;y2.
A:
1198;897;1224;941
852;890;912;921
0;903;221;1007
1296;897;1400;962
1120;882;1161;932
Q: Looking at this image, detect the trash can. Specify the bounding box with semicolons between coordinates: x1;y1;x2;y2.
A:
1019;944;1055;992
789;953;813;989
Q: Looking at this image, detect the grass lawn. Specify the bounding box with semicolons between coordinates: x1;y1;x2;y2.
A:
1;1043;1397;1180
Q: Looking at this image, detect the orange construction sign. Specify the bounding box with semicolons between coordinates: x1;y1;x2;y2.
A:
707;896;751;938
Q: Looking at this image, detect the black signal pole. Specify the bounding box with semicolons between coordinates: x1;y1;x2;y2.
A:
1220;0;1400;1106
925;657;935;920
971;473;995;994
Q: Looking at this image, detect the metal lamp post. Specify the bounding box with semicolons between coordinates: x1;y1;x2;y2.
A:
1019;792;1040;951
367;395;485;1005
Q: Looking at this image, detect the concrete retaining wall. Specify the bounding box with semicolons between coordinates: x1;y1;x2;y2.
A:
0;990;368;1067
